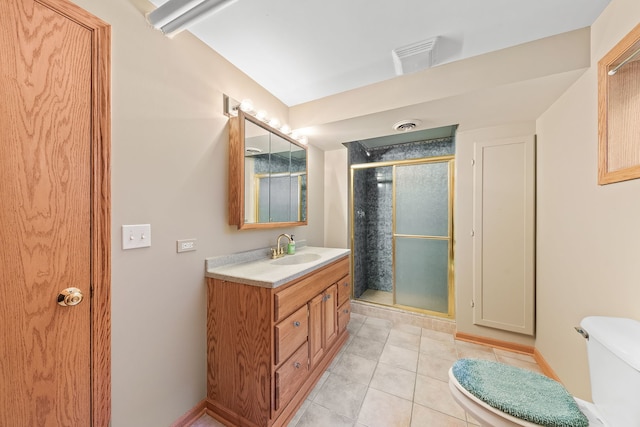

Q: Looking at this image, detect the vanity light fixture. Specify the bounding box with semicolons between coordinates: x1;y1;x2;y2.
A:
223;94;310;145
280;124;292;135
255;110;268;121
268;118;281;129
147;0;238;37
239;98;254;113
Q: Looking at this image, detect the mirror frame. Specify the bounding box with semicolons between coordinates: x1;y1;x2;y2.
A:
598;23;640;185
228;111;308;230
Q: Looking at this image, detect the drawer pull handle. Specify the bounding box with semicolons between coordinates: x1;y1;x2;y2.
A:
293;321;301;327
294;362;301;369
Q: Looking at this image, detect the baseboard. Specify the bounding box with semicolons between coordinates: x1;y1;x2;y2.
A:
533;348;562;383
454;332;535;355
454;332;564;383
170;399;208;427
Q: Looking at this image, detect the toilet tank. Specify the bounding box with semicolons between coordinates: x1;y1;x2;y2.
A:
581;316;640;426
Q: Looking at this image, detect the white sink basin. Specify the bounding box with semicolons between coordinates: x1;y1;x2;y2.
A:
270;253;322;265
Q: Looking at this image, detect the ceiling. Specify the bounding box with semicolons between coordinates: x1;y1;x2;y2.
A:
149;0;610;150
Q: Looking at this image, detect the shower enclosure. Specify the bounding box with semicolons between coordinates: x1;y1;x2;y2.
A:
348;130;455;318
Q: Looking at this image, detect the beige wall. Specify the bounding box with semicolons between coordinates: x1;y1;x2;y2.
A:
67;0;640;423
69;0;324;425
535;0;640;400
324;148;349;248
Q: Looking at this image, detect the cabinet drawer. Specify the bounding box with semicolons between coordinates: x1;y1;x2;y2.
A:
338;300;351;335
275;342;309;411
337;274;351;306
274;305;308;365
274;257;349;322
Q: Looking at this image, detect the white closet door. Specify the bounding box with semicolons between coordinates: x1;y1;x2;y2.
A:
472;136;535;335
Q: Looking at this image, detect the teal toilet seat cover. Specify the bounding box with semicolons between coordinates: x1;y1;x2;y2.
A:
452;359;589;427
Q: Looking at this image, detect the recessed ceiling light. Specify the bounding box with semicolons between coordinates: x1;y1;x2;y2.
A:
393;119;421;132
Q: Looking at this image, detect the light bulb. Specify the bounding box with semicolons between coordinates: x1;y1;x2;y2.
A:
269;118;281;129
256;110;268;121
239;99;254;113
280;124;291;135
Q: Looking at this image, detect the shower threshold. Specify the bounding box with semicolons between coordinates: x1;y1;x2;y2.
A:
356;289;453;319
359;289;393;305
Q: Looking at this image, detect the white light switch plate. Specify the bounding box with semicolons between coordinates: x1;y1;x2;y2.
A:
122;224;151;250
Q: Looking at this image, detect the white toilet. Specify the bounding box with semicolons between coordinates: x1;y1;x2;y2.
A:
449;316;640;427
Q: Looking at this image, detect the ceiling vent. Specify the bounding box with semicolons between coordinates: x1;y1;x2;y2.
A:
393;119;421;132
392;37;438;75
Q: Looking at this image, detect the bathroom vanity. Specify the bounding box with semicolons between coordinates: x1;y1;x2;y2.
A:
205;247;351;427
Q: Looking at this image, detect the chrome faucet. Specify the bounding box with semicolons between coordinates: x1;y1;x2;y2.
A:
271;234;292;259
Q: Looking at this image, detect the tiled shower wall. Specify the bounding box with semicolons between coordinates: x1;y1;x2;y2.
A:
347;138;455;300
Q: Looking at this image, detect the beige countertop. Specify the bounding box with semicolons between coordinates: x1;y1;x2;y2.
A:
205;245;350;288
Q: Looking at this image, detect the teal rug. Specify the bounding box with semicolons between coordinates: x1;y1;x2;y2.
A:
452;359;589;427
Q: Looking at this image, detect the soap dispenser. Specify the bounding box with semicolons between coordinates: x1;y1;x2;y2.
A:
287;235;296;255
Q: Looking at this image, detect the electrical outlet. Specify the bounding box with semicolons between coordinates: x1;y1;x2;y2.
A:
177;238;197;253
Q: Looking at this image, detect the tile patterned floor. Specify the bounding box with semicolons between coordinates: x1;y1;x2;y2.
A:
192;312;542;427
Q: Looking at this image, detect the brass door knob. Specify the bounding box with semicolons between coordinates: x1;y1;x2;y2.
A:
57;287;84;307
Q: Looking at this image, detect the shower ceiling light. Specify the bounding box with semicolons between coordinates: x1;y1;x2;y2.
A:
393;119;422;132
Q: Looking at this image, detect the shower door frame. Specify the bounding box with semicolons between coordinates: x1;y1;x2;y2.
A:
350;155;455;319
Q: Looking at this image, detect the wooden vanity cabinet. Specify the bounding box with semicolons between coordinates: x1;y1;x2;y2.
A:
206;256;351;427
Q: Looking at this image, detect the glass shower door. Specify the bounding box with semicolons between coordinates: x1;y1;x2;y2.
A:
394;161;453;315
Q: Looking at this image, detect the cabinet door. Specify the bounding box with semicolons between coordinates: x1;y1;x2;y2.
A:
308;294;324;368
323;284;338;349
472;136;535;335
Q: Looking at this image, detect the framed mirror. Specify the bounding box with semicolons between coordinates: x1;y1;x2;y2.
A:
598;23;640;185
229;111;308;229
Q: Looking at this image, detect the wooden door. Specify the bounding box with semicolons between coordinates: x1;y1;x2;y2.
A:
0;0;111;425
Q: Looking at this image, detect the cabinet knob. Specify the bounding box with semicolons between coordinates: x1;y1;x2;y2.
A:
294;362;301;369
342;282;349;287
344;309;349;314
293;321;301;327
